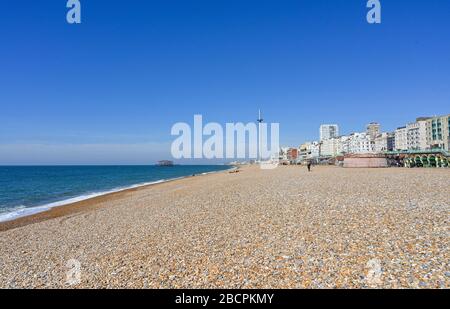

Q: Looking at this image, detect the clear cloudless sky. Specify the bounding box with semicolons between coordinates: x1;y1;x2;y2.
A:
0;0;449;164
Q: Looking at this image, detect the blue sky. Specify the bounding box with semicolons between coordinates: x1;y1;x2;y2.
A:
1;0;449;164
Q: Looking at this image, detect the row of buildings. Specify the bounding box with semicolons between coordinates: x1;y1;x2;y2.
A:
279;114;450;163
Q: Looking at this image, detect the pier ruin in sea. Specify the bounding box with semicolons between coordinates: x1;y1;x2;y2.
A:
156;160;174;166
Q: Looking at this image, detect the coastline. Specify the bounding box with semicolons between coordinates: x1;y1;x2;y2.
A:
0;166;235;232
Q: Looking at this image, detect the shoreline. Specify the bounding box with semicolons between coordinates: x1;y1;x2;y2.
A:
0;166;236;232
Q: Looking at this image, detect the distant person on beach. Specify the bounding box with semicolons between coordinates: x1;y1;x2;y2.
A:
307;162;312;172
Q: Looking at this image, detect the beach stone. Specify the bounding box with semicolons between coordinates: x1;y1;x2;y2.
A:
0;165;449;289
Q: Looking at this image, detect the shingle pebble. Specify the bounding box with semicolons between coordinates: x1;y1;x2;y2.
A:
0;165;449;289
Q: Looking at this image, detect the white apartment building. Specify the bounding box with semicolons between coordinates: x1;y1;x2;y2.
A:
319;134;372;156
374;132;395;152
426;114;450;151
279;147;290;161
374;132;388;152
348;132;375;154
307;142;320;158
394;126;408;151
367;122;381;140
320;138;339;156
336;135;350;154
299;141;320;161
407;119;428;150
320;124;339;141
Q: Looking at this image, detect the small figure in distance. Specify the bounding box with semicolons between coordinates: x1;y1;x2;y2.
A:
307;161;312;172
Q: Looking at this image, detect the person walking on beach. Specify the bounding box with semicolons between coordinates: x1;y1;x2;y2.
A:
307;161;312;172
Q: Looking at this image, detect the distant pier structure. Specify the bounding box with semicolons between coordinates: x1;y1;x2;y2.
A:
156;160;174;166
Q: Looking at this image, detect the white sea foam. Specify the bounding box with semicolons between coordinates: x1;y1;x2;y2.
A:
0;179;167;223
0;167;232;223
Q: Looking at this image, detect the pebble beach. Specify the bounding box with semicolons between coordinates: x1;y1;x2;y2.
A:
0;165;449;288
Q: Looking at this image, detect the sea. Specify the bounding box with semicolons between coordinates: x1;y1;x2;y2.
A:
0;165;231;222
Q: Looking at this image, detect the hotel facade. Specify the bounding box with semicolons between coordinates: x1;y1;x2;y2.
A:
319;124;339;141
293;114;449;162
426;114;450;151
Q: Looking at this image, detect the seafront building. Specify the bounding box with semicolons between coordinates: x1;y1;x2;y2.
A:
367;122;381;140
279;147;289;161
392;114;450;152
406;118;428;150
348;132;374;154
425;114;450;151
374;132;389;152
387;133;396;151
292;115;450;164
394;126;408;151
320;124;339;141
299;142;320;162
320;138;338;157
336;135;351;154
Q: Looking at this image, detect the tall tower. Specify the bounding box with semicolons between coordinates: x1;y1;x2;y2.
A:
367;122;381;140
257;109;264;162
320;124;339;141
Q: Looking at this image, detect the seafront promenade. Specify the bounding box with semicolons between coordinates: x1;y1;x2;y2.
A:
0;166;448;288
